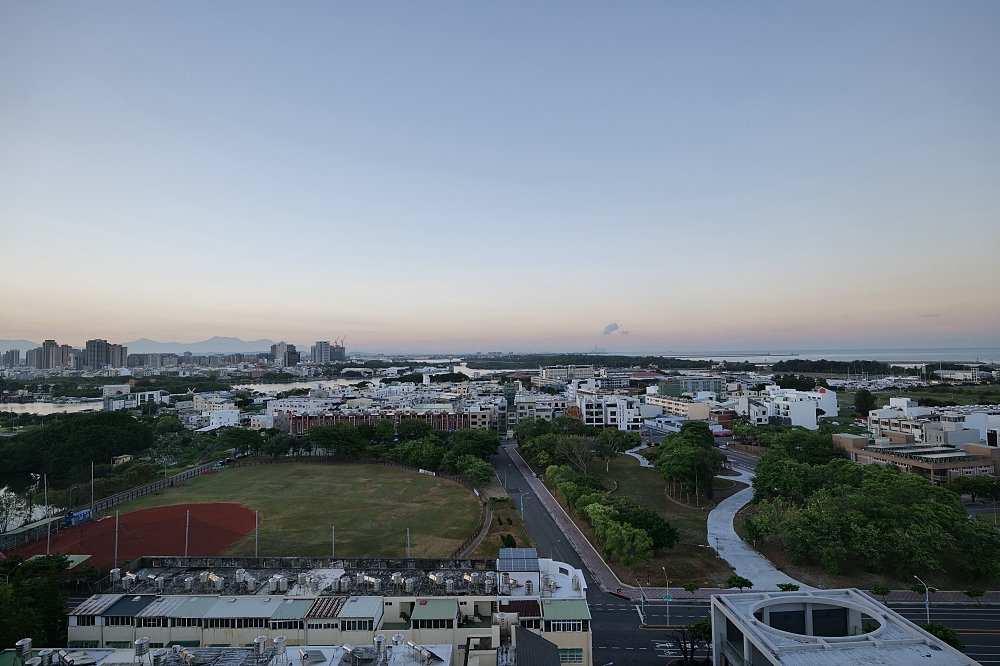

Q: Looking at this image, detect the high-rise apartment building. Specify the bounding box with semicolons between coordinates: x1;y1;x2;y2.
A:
1;349;20;367
86;339;109;369
311;341;331;364
85;339;127;369
42;340;59;369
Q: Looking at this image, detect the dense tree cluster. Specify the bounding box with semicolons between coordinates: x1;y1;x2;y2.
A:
770;359;902;375
0;554;69;649
645;422;727;499
514;417;638;472
772;374;829;391
745;430;1000;581
0;411;154;480
547;465;677;566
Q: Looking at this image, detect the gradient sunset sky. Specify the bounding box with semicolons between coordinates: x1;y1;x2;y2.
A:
2;2;998;353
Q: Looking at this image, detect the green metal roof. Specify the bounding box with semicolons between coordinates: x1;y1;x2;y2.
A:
167;596;221;618
271;599;313;620
411;598;458;621
337;596;383;619
541;600;590;621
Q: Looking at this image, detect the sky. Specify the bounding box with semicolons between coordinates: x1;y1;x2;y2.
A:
1;1;998;354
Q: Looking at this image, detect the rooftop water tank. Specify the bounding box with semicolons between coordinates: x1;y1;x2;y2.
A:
134;637;150;658
152;649;167;666
273;636;287;656
254;637;267;656
373;635;386;654
37;650;53;666
445;579;454;594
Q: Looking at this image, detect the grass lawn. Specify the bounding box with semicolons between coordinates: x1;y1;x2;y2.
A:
471;497;533;558
114;463;482;558
545;453;744;588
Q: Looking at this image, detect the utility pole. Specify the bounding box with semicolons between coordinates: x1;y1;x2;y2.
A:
90;462;94;513
114;510;119;569
332;526;335;558
407;528;411;558
185;510;190;557
255;511;259;557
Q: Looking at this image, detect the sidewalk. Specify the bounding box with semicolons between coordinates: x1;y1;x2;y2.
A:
624;446;654;469
706;468;812;591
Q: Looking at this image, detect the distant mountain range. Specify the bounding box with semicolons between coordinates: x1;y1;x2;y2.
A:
0;339;41;353
124;337;280;354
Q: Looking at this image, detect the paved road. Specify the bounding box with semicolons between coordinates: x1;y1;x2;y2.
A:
496;441;1000;665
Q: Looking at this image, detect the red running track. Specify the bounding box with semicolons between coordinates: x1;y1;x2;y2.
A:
13;503;258;570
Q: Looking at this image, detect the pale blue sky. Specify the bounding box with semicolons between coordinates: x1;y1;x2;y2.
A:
1;2;998;352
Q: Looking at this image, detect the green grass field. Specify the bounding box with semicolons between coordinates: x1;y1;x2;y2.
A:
114;463;482;558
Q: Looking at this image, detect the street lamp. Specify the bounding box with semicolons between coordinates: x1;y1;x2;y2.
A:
635;578;646;626
0;561;24;584
913;575;931;625
662;567;670;627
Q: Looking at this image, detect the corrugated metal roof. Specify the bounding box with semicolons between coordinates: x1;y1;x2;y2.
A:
411;599;458;621
136;596;189;617
271;599;313;620
306;597;346;619
541;600;590;621
104;595;158;617
337;596;382;619
69;594;123;616
168;596;222;618
204;597;283;619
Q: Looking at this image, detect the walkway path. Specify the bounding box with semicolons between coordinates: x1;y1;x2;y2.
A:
624;446;654;469
706;467;812;590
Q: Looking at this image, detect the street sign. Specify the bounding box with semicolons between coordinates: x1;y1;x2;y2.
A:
662;594;674;600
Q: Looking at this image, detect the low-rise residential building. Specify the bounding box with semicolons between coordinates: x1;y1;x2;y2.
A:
832;434;994;484
66;550;589;666
104;390;170;412
646;395;711;421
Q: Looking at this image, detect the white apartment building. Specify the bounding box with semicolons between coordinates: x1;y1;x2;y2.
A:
208;410;241;428
576;393;642;430
645;395;711;421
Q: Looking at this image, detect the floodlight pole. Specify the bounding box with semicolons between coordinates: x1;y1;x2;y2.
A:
185;510;190;557
332;526;335;558
255;511;259;557
407;528;411;558
114;510;119;569
662;567;670;627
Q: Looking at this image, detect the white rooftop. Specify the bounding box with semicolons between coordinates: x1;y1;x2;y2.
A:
713;589;977;666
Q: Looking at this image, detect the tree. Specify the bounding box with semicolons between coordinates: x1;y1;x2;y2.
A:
373;419;395;445
682;583;699;594
962;587;985;606
595;428;636;471
949;476;980;502
918;622;964;650
306;424;365;458
263;434;295;458
870;585;891;603
776;583;800;592
556;435;595;475
397;418;432;441
726;574;753;591
457;456;494;486
659;618;712;665
853;389;877;416
156;415;183;433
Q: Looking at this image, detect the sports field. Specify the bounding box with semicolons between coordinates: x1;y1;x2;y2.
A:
107;463;482;559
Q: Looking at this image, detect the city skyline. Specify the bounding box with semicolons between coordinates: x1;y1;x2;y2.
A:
2;2;998;352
